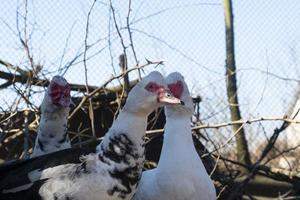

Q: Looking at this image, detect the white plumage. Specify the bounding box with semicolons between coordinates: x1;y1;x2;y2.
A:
133;72;216;200
1;71;181;200
31;76;71;158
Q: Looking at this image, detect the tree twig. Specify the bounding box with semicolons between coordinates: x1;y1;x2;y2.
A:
145;116;300;135
126;0;141;79
68;60;163;120
83;0;97;137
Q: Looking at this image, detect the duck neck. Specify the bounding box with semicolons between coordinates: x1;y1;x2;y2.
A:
31;106;70;157
97;109;148;163
110;110;147;143
96;110;148;195
157;115;197;169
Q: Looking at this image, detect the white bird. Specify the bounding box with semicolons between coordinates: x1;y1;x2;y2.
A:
31;76;72;158
0;71;181;200
133;72;216;200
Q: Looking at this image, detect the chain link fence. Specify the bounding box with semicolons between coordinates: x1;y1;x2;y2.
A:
1;0;300;172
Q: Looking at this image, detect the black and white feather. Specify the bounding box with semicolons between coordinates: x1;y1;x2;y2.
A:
31;76;71;158
0;71;181;200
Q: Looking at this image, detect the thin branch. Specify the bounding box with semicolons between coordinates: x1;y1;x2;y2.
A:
68;60;163;119
239;67;300;83
132;28;220;74
126;0;141;79
58;21;77;71
107;6;118;77
0;59;28;75
23;0;35;70
0;69;98;92
131;3;221;25
145;116;300;135
83;0;97;137
227;109;300;199
61;34;115;76
110;0;128;68
264;143;300;167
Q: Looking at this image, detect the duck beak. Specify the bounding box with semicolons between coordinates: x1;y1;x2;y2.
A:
158;90;183;105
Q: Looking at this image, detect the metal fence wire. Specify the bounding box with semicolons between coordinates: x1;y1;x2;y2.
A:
1;0;300;172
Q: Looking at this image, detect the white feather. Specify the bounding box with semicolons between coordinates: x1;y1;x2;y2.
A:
134;72;216;200
2;72;177;200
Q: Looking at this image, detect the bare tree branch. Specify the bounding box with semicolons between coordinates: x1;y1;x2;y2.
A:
83;0;97;137
126;0;141;79
146;116;300;135
68;60;163;120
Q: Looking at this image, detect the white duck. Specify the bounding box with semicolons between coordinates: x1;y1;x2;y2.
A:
31;76;71;158
0;71;181;200
133;72;216;200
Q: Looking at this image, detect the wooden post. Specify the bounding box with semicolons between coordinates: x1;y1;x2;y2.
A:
224;0;252;168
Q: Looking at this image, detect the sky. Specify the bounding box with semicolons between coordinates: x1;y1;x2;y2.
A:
0;0;300;150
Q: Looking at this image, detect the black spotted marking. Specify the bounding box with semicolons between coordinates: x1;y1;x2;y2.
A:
58;132;68;144
53;193;72;200
78;161;89;174
37;138;45;152
101;134;138;164
63;123;68;133
98;154;106;163
108;164;141;199
98;133;144;199
66;195;72;200
98;146;110;165
69;161;90;180
82;162;87;172
56;124;68;144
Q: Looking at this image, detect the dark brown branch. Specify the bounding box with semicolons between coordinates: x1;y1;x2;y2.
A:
0;59;27;75
0;69;97;92
226;109;300;199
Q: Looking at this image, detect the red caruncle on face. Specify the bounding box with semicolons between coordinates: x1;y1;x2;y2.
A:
145;82;165;101
49;83;71;107
144;82;163;93
168;81;183;99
